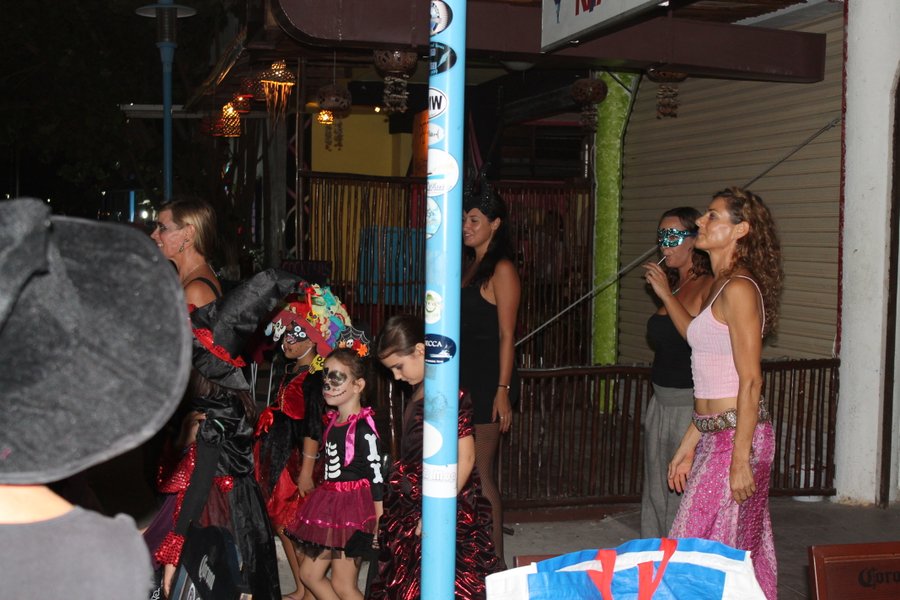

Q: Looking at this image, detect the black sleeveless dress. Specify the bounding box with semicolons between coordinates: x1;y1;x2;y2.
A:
459;285;519;425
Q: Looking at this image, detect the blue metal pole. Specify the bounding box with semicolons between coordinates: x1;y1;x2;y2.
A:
422;1;466;598
137;0;194;203
159;41;175;202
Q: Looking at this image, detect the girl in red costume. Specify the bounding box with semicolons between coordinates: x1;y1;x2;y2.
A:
145;270;300;600
256;284;351;599
368;314;500;600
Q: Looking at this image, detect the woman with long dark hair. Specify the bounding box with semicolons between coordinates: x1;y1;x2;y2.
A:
460;182;520;566
641;206;713;538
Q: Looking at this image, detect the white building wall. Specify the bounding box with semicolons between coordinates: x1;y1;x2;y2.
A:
838;0;900;503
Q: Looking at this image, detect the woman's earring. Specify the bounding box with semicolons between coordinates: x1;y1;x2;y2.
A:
178;239;187;253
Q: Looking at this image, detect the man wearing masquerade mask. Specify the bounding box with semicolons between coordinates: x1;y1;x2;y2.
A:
640;207;713;538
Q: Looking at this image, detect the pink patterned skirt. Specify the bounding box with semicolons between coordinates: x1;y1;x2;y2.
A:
285;479;376;554
669;416;777;600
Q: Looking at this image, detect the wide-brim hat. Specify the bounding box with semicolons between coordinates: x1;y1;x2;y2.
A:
0;199;192;484
190;269;302;390
266;283;351;358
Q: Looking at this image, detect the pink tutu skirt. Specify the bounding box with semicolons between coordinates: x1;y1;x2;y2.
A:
286;479;376;553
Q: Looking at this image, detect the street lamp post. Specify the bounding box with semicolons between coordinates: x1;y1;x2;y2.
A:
137;0;195;202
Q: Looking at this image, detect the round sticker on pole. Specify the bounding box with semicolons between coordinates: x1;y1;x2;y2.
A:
430;1;452;36
424;334;456;364
426;149;460;197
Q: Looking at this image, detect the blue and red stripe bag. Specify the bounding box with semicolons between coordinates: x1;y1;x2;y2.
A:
486;538;766;600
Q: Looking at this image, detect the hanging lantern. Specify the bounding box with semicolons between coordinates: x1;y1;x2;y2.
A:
373;50;418;114
237;76;264;101
259;59;296;125
217;102;241;138
646;68;688;119
316;83;352;151
230;93;251;114
316;110;334;125
570;77;608;132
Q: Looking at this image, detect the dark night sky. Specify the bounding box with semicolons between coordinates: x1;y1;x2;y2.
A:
0;1;235;217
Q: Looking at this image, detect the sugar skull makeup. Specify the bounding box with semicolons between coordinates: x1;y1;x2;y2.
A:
284;325;309;345
657;227;697;248
323;367;349;391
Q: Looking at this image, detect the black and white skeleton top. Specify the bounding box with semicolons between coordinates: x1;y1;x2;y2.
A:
320;407;384;501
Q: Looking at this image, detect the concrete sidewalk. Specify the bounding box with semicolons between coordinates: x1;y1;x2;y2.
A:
272;497;900;598
500;497;900;599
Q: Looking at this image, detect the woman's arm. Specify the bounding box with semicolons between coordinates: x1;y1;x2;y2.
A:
457;434;475;493
667;422;701;493
719;278;764;505
642;261;694;336
490;259;521;432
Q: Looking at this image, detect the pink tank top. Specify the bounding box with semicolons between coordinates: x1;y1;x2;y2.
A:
686;276;764;399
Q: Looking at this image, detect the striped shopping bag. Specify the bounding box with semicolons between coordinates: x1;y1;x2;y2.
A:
486;538;766;600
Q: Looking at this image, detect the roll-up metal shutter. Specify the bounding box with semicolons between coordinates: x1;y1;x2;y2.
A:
618;12;843;364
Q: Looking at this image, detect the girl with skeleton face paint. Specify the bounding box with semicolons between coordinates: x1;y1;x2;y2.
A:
285;347;383;600
255;285;351;600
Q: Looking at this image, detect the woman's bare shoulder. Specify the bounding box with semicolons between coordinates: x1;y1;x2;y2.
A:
184;276;220;307
492;258;520;281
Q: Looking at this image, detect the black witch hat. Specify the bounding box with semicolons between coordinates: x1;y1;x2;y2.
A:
190;269;303;390
0;199;192;484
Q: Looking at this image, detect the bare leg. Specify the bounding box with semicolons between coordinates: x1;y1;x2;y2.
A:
330;555;363;600
474;422;505;566
299;550;339;600
278;530;310;600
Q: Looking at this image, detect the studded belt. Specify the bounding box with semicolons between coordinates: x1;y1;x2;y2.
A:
692;400;771;433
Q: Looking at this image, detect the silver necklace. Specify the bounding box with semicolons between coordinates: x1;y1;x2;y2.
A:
179;261;205;285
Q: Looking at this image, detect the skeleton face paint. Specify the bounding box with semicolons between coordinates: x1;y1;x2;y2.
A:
323;368;349;391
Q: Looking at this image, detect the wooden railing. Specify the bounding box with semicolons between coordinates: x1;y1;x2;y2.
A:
498;365;651;508
490;358;840;508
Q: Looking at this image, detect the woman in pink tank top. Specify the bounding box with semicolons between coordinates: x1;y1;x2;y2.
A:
643;187;783;600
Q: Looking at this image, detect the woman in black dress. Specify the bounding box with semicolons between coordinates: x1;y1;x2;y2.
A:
460;183;520;565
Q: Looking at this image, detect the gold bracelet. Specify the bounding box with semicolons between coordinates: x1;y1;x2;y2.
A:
498;383;510;390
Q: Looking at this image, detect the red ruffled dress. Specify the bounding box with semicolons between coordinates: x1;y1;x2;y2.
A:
253;359;324;530
368;389;500;599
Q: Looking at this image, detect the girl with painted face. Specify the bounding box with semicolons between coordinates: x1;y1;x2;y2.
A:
368;314;500;600
285;347;383;600
255;285;350;600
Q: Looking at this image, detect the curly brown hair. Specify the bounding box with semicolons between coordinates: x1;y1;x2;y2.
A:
714;187;783;335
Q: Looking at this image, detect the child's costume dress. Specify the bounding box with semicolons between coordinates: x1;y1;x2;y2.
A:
286;407;383;553
149;389;282;600
254;356;324;530
368;390;500;600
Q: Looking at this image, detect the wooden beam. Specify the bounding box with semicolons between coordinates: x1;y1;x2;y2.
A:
273;0;825;83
